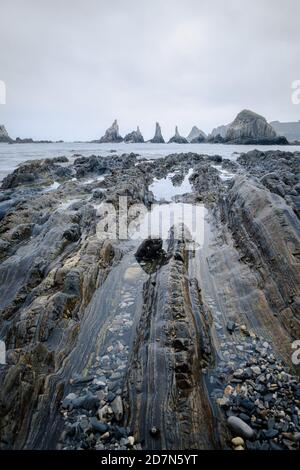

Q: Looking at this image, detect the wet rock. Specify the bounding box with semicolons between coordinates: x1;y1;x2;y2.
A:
135;238;163;261
111;396;123;422
63;224;81;242
227;416;255;440
150;427;160;437
226;321;236;334
89;417;108;434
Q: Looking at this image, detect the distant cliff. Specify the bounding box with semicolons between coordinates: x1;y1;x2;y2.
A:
270;121;300;143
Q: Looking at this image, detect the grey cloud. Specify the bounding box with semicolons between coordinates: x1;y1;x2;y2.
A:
0;0;299;140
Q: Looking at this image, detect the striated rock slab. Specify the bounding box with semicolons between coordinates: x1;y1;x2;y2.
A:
124;229;216;449
223;176;300;339
237;149;300;218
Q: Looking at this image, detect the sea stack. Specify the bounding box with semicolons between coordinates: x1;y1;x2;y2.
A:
168;126;188;144
150;122;165;143
208;110;288;144
187;126;207;143
124;126;144;143
0;125;12;143
99;120;123;143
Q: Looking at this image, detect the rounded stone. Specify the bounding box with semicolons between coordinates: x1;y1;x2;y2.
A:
231;437;245;447
227;416;255;440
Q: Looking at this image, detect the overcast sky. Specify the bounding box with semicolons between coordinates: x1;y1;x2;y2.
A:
0;0;299;141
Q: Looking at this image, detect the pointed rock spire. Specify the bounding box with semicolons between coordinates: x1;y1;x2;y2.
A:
150;122;165;143
168;126;188;144
0;125;12;143
124;126;144;143
99;119;123;143
187;126;207;143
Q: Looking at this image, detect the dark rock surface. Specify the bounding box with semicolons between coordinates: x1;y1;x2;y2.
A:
0;149;299;451
237;149;300;218
223;175;300;339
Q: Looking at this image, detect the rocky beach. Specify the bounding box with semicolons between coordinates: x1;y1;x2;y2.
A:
0;145;299;451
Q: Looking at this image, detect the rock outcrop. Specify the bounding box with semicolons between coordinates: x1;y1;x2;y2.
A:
225;110;281;144
124;126;144;143
237;149;300;218
207;124;229;142
223;175;300;339
187;126;207;143
125;229;216;449
1;149;300;452
149;122;165;143
99;120;123;143
168;126;188;144
208;110;289;144
0;125;12;143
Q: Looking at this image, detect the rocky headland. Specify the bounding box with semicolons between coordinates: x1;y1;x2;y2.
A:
0;148;299;451
208;110;289;145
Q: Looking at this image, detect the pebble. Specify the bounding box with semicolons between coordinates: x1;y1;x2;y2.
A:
227;321;236;334
227;416;255;440
111;396;123;422
251;366;261;375
231;437;245;447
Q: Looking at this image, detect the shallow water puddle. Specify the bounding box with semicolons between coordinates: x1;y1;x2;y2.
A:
149;169;193;201
212;164;234;181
